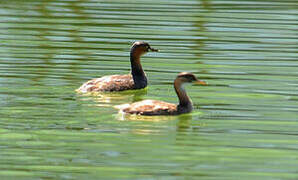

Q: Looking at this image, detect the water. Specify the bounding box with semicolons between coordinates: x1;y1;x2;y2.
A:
0;0;297;179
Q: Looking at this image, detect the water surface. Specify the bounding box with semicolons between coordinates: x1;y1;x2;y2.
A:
0;0;298;179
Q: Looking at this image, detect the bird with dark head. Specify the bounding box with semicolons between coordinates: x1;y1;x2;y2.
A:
115;72;207;116
76;41;158;93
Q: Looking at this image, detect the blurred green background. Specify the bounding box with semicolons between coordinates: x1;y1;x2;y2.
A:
0;0;297;179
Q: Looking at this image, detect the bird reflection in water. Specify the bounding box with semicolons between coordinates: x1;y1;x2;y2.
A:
77;88;147;108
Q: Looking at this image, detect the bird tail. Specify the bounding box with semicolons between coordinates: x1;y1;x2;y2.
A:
114;103;130;110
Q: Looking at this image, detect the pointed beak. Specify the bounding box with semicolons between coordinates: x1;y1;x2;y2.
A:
194;80;207;86
148;47;159;52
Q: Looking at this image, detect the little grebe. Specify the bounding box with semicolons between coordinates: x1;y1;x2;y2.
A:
76;41;158;93
115;72;207;115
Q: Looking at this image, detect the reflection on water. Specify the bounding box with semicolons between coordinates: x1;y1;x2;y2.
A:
78;88;147;107
116;112;179;122
0;0;298;179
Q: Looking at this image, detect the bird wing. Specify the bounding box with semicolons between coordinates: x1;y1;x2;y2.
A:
76;74;134;92
121;100;177;115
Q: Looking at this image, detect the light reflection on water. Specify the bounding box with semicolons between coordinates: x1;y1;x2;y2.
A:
0;0;298;179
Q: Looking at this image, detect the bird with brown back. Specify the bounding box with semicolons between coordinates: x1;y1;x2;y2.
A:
115;72;207;116
76;41;158;93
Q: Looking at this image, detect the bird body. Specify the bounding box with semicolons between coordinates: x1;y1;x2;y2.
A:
116;100;178;115
76;74;134;93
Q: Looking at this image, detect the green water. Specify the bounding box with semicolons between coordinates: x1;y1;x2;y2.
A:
0;0;298;179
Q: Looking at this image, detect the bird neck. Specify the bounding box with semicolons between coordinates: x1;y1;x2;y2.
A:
174;79;193;111
130;51;147;89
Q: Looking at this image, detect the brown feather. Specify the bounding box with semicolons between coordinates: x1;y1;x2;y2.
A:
120;100;178;115
76;74;135;93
